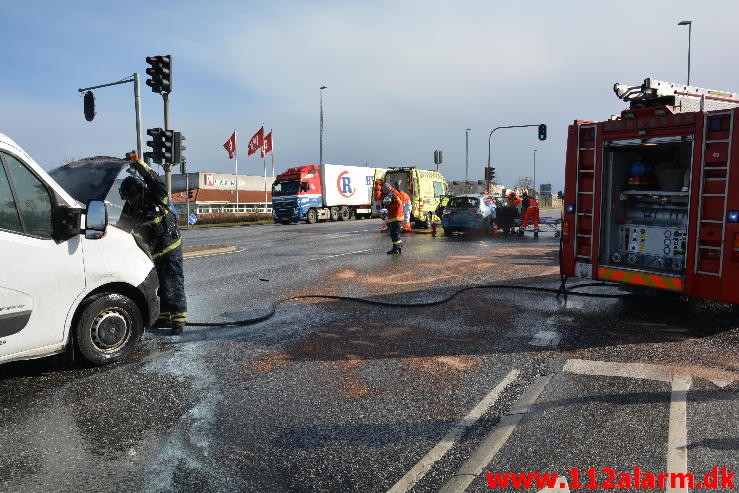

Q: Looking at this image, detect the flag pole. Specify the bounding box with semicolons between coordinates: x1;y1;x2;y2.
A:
234;129;239;213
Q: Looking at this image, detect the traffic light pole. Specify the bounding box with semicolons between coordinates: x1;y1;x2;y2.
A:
78;73;143;156
163;92;172;197
486;124;541;192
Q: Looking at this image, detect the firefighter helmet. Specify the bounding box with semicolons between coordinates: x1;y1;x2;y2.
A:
119;175;144;200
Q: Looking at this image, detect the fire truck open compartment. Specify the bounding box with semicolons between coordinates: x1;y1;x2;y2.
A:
599;139;693;277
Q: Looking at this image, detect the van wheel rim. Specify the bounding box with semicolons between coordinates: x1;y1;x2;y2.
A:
91;310;130;351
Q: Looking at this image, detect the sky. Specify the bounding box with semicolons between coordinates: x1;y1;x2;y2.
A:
2;0;739;193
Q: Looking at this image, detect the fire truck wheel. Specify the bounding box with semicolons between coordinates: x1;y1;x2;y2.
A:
306;209;318;224
74;293;143;366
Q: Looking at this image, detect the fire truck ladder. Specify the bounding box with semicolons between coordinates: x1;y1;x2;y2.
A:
574;124;598;265
614;78;739;112
694;110;735;277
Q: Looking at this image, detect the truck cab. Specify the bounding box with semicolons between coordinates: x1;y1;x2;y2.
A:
271;165;323;224
0;133;159;366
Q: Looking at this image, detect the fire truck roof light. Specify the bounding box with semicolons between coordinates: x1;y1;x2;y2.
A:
727;210;739;223
566;204;575;214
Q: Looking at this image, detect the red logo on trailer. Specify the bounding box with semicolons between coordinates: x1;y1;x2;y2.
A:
337;171;355;198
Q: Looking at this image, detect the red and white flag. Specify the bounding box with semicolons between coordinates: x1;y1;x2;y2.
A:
261;131;273;158
247;126;264;156
223;131;236;159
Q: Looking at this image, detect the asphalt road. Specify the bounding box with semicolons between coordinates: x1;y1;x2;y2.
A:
1;216;738;492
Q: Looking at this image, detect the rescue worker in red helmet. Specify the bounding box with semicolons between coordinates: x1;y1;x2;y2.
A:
521;192;540;232
118;152;187;335
381;182;404;254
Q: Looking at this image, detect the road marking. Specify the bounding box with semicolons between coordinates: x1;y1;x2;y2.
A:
438;375;553;493
666;375;691;493
322;248;378;259
563;358;671;382
387;370;519;493
530;330;561;347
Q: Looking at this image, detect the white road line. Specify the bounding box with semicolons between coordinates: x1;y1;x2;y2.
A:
439;375;552;493
666;375;691;493
530;330;561;347
323;248;377;259
563;358;671;382
386;370;519;493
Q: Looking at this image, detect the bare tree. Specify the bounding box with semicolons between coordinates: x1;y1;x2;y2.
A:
514;176;533;193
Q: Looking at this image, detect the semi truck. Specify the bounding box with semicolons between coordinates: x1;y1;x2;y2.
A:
271;164;385;224
373;167;449;227
561;77;739;304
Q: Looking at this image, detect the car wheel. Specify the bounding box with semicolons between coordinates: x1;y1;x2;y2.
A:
307;208;318;224
443;227;453;236
74;293;143;366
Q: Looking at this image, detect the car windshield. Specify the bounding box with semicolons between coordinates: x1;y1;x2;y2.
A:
272;181;300;196
449;196;480;209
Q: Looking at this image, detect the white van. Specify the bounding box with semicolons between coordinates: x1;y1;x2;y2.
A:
0;133;159;366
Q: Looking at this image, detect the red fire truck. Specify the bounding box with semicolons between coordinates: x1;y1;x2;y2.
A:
561;78;739;304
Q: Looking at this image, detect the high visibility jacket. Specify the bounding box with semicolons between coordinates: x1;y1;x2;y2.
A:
385;188;404;222
399;190;410;204
119;160;181;259
522;196;539;209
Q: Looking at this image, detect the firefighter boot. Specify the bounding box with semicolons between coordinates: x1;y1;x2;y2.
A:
387;245;401;255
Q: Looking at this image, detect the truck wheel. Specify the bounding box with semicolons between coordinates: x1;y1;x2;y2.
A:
330;207;339;221
307;208;318;224
339;206;351;221
74;293;143;366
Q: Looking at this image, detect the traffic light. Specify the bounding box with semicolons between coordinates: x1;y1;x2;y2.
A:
145;55;172;94
83;91;96;121
538;124;547;141
173;132;186;164
162;130;174;163
145;127;165;164
485;167;496;182
187;189;193;199
434;150;443;165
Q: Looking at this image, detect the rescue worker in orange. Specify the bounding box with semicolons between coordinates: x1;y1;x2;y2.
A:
507;190;522;216
399;188;412;231
521;192;540;231
381;182;405;254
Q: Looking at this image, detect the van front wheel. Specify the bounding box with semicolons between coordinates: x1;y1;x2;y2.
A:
75;293;143;366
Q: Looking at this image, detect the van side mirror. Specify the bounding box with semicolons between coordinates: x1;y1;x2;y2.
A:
85;200;108;239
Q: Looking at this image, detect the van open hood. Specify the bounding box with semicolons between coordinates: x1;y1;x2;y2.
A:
48;156;129;204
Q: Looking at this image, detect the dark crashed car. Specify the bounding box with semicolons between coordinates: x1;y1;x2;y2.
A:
440;194;498;235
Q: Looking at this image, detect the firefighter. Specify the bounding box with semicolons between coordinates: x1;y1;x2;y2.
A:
398;187;412;231
381;182;404;254
521;192;540;232
118;152;187;335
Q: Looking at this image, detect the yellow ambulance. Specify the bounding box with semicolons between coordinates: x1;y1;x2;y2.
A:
374;167;448;227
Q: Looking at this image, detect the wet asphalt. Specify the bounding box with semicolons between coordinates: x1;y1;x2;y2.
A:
1;216;738;492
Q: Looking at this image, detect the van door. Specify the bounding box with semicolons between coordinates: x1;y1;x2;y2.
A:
0;151;85;359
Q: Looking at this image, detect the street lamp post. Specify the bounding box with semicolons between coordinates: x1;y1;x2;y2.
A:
678;20;692;85
319;85;327;164
465;128;471;185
